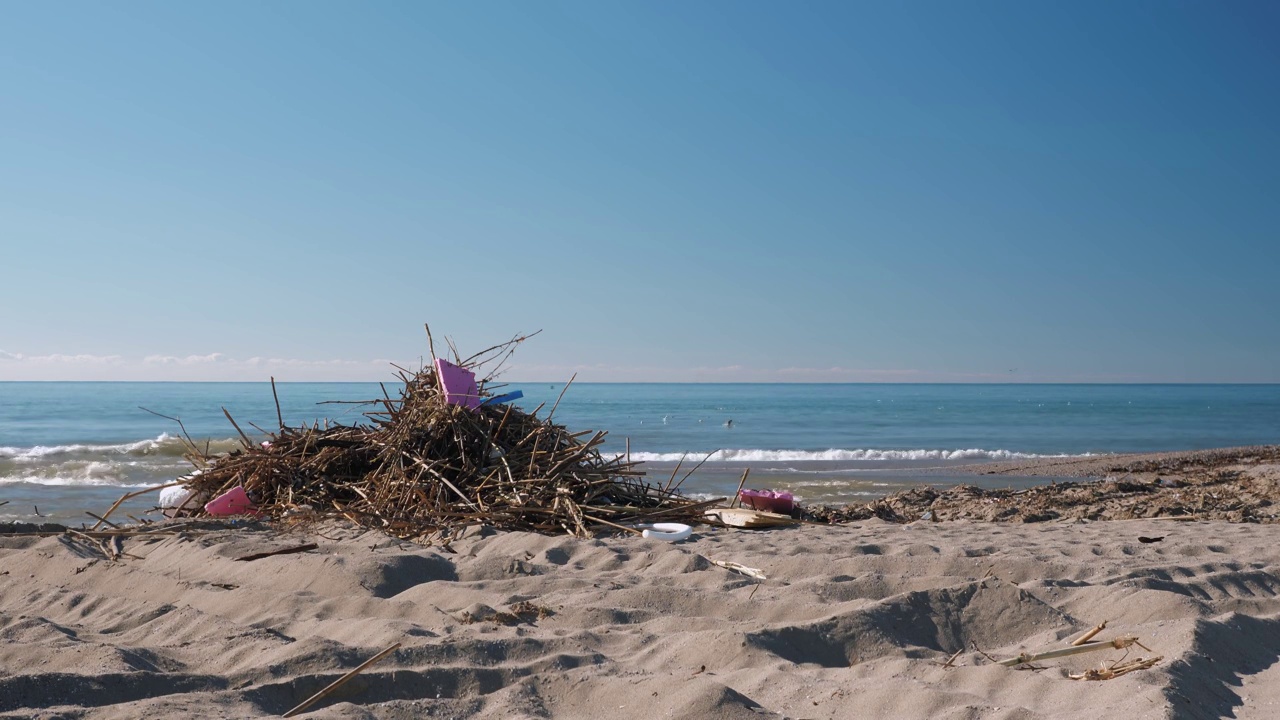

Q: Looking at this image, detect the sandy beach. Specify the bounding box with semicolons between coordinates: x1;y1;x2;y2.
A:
5;449;1280;719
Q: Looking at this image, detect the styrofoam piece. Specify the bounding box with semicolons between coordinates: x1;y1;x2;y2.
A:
435;358;481;410
159;485;193;509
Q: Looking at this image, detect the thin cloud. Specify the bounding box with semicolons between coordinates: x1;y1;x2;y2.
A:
144;353;228;365
0;349;397;381
0;351;124;365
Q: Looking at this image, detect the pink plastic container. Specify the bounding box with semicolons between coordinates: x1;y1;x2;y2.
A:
738;489;794;514
204;485;260;517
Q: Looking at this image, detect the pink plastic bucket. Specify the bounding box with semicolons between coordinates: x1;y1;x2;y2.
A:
738;489;794;514
204;485;260;517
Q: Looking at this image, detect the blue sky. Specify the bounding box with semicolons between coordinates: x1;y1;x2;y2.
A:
2;1;1277;382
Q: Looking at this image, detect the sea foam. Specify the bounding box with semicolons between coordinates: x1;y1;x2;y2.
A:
0;434;242;462
624;448;1095;463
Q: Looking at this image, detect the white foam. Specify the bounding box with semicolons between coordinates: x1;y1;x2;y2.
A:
623;448;1095;463
0;475;154;488
0;434;241;462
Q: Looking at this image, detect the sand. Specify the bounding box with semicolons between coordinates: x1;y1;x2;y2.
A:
5;447;1280;719
4;503;1280;719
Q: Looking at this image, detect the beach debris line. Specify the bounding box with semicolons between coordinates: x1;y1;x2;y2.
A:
801;448;1280;525
165;327;710;540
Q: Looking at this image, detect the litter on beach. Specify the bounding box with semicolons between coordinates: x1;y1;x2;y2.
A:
156;329;715;541
738;489;794;513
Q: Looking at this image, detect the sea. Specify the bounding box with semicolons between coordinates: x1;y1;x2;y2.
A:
3;382;1279;525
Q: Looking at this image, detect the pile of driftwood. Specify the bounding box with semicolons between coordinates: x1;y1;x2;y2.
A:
169;332;708;539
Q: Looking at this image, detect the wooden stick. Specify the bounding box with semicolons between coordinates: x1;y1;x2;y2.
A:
85;511;120;529
1071;620;1107;646
271;376;284;429
222;407;255;449
731;468;751;508
710;559;767;580
235;543;319;562
662;454;687;494
66;529;114;561
998;636;1141;667
671;449;719;493
546;372;577;422
1068;656;1162;680
580;513;644;536
91;482;183;531
282;642;402;717
621;496;727;522
138;407;202;458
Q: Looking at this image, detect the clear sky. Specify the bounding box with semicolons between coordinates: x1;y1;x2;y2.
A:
2;1;1277;382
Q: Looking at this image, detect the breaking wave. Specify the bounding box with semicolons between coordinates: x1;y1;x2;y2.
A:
0;434;226;487
624;448;1095;463
0;434;242;462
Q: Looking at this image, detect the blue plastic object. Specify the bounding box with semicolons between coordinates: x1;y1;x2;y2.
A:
481;390;524;406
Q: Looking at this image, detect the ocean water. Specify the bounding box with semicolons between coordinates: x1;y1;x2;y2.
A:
3;382;1279;524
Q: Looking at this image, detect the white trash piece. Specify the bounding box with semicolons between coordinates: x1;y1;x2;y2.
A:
642;522;693;542
158;485;193;509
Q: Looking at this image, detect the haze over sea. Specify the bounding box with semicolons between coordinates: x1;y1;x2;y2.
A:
3;382;1278;524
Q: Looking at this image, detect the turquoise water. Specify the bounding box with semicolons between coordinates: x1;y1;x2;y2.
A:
3;382;1279;523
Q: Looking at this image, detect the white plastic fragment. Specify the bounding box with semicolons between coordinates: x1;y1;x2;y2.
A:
642;522;693;542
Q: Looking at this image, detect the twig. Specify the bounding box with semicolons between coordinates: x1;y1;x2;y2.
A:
710;559;766;580
66;529;114;561
671;449;718;493
222;407;255;449
971;641;1001;665
731;468;750;508
663;454;687;494
939;648;964;669
91;482;183;531
85;511;120;529
1071;620;1107;646
546;372;577;422
282;642;402;717
580;513;644;536
998;637;1143;667
1069;656;1162;680
138;407;202;459
271;376;284;429
424;323;438;366
235;543;319;562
